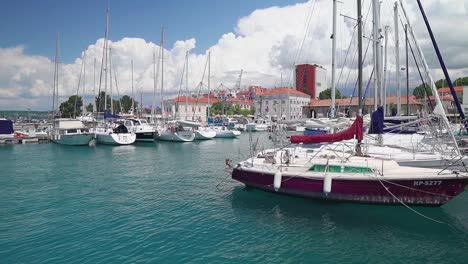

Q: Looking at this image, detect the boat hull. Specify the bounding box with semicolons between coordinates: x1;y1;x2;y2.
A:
195;130;216;140
214;130;241;138
156;131;195;142
52;134;94;146
232;168;468;206
135;132;156;142
96;133;136;145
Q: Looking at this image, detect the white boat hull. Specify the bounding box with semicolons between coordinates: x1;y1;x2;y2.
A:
95;133;136;145
214;130;241;138
195;130;216;140
156;130;195;142
52;134;94;146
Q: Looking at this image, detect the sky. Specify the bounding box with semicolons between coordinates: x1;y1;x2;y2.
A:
1;0;468;110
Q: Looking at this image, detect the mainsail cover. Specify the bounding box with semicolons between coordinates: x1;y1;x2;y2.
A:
290;116;363;144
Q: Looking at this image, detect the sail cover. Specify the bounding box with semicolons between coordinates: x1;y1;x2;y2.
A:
0;119;14;134
290;116;363;144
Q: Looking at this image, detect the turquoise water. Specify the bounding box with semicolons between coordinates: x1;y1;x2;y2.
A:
1;134;468;263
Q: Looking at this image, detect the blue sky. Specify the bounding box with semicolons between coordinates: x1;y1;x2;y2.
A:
1;0;467;110
1;0;300;63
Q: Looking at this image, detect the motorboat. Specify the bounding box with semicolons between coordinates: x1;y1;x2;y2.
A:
91;122;136;145
123;118;156;142
49;119;94;146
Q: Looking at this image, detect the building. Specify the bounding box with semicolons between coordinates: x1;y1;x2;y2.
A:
295;64;327;98
255;87;310;121
164;96;218;122
304;95;422;118
224;97;253;111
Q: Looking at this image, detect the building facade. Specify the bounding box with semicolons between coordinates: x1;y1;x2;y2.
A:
295;64;327;98
255;87;310;121
164;96;218;122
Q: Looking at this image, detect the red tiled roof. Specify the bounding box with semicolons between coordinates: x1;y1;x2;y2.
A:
425;95;454;101
310;95;421;107
257;87;310;97
226;97;253;104
437;86;463;93
236;90;250;95
171;96;219;104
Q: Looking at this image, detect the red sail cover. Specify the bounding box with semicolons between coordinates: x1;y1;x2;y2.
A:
290;116;363;144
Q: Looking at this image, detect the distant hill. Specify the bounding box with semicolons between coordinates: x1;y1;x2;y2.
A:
0;110;50;121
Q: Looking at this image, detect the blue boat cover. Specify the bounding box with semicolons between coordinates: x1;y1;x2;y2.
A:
0;119;14;134
369;106;384;134
104;112;120;119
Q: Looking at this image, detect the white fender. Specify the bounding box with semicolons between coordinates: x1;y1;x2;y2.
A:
273;170;282;191
323;173;333;194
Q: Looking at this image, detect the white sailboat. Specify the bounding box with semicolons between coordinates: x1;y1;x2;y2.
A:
91;8;136;146
91;122;136;145
212;126;241;138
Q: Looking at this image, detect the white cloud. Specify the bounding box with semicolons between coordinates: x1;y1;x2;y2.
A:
1;0;467;110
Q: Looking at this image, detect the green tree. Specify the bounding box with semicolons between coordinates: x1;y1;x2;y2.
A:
95;91;111;112
413;84;433;99
318;88;342;100
210;102;224;116
85;103;93;112
59;95;82;118
120;95;139;113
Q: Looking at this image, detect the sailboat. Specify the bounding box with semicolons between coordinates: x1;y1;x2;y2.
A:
92;7;136;146
153;27;195;142
230;1;468;206
48;34;93;146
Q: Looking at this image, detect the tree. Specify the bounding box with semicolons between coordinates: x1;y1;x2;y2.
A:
85;103;93;113
95;91;111;112
210;102;224;116
59;95;82;118
120;95;139;113
318;88;342;100
413;84;433;99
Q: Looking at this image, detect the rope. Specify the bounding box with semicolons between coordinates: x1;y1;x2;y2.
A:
377;178;445;224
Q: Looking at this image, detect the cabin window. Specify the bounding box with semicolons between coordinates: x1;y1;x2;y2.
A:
66;129;78;134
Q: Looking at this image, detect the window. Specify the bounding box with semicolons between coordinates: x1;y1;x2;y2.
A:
198;106;201;112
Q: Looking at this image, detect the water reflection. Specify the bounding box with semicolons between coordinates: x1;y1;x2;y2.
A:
227;186;468;237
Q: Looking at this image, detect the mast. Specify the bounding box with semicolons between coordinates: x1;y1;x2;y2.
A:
52;32;59;118
109;47;113;114
208;51;211;118
185;51;189;120
330;0;337;118
104;7;109;112
405;24;409;116
131;60;134;114
383;26;389;116
152;52;157;122
160;26;165;120
93;58;97;113
83;50;87;115
372;0;382;110
356;0;363;155
394;2;401;115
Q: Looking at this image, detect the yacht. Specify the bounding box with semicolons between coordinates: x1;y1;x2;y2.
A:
91;121;136;145
123;118;156;142
49;119;94;146
156;121;195;142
